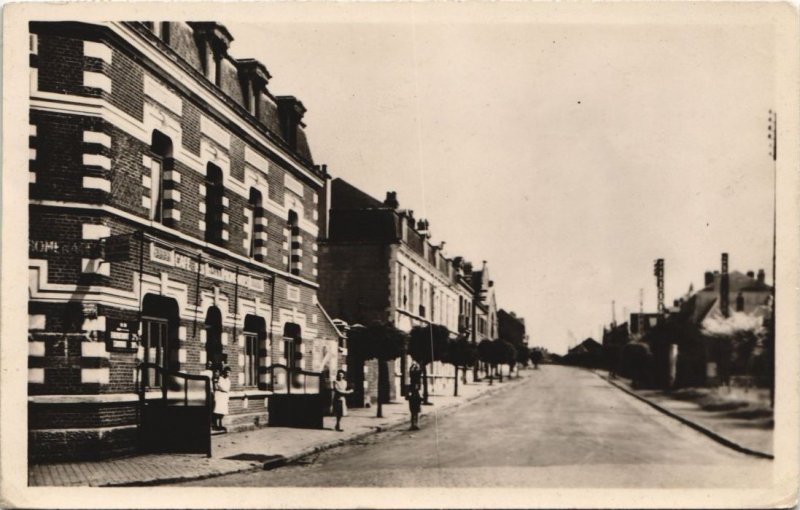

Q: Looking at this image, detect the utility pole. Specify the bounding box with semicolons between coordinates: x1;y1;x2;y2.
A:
768;110;777;408
637;288;645;339
654;258;665;315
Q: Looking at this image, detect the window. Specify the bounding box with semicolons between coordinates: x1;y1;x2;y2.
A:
150;131;172;223
287;210;300;275
205;306;224;369
205;163;224;244
283;322;302;373
248;188;263;258
244;333;258;387
151;22;170;44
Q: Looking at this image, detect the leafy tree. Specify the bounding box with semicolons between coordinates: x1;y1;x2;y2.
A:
477;338;495;385
444;336;477;396
492;339;516;382
345;324;371;407
365;321;408;418
515;343;530;371
409;324;449;403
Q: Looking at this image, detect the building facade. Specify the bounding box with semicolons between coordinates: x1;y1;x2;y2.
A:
28;21;342;461
318;179;476;402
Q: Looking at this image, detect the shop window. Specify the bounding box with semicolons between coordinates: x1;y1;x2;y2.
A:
205;163;224;244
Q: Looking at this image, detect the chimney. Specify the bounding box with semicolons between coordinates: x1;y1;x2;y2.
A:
315;164;330;239
275;96;306;150
406;210;415;227
747;270;755;279
704;271;714;286
720;253;729;318
757;269;766;284
383;191;399;209
416;219;430;236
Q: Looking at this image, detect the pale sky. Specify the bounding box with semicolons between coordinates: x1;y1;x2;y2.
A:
229;10;776;354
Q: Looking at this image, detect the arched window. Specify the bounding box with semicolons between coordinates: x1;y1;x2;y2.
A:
149;131;173;223
205;306;224;369
243;315;266;387
248;188;263;259
205;163;224;244
283;322;302;372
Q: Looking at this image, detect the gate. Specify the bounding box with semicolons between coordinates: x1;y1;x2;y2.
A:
136;363;212;456
266;363;325;429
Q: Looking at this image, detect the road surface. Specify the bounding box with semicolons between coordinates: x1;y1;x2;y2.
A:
178;365;772;487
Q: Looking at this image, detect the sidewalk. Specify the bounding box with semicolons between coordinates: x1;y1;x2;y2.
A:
29;372;528;486
595;370;773;458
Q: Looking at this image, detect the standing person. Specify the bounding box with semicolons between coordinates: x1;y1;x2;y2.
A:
407;384;422;431
213;366;231;432
332;370;353;432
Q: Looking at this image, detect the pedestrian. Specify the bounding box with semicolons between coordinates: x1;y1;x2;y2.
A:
332;369;352;432
407;384;422;431
213;366;231;432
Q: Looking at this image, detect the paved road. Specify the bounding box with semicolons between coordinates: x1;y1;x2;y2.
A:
179;365;772;487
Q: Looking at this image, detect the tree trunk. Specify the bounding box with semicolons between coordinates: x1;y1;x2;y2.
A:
453;365;459;397
377;359;385;418
422;363;430;404
498;365;503;382
488;363;493;385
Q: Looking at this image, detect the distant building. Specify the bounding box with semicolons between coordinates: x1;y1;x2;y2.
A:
498;309;526;347
318;178;476;402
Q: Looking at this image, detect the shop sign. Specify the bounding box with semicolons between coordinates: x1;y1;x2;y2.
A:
148;244;267;292
151;243;174;265
29;240;100;258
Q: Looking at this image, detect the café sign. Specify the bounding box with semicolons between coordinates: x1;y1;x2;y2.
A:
149;243;266;292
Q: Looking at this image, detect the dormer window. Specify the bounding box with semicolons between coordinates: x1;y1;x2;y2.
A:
238;59;271;118
189;22;233;87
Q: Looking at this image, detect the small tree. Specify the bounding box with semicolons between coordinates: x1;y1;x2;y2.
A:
477;339;495;385
366;321;408;418
409;324;449;403
444;336;477;396
492;339;516;382
515;343;530;373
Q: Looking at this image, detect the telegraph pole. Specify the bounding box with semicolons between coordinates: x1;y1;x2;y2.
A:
768;110;777;408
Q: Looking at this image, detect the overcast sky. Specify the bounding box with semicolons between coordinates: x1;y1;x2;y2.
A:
229;9;776;354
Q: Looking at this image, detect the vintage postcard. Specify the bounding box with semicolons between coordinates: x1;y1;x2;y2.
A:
2;1;799;508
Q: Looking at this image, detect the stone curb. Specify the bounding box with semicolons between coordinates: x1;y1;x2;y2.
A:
597;372;774;460
108;373;528;485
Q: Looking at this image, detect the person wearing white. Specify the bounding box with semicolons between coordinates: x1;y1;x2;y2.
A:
332;370;353;432
213;366;231;432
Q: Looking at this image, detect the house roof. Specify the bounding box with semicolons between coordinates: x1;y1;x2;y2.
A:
331;178;384;210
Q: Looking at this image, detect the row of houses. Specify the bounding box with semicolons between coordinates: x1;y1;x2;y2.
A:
27;21;519;461
597;256;773;390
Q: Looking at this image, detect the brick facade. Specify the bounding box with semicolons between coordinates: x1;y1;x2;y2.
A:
319;179;481;404
28;21;342;461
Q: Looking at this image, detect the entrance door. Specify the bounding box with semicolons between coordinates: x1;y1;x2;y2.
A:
142;317;168;388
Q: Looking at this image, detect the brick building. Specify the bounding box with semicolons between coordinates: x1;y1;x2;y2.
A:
28;21;343;461
318;179;477;403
